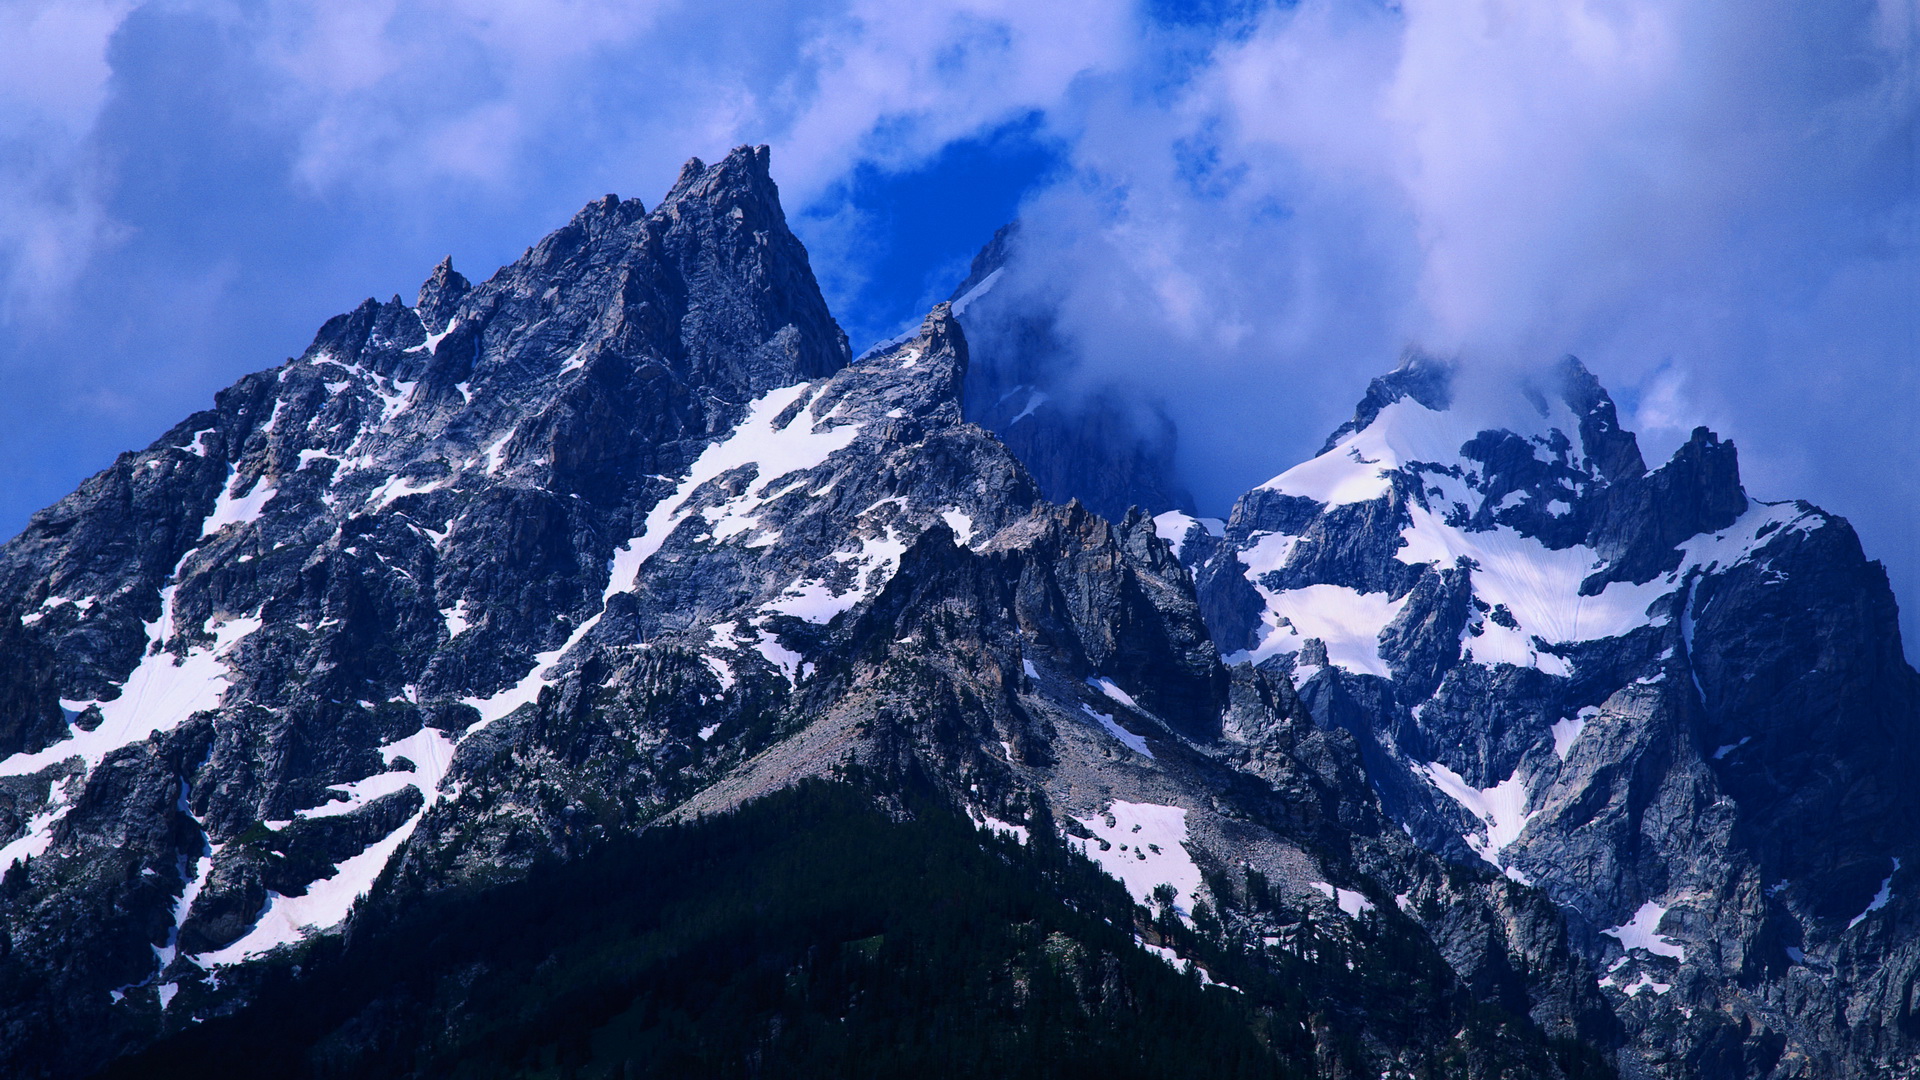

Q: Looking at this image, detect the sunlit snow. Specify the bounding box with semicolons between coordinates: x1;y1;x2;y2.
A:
1551;707;1597;761
201;471;277;538
1;602;260;778
1234;584;1406;677
200;726;454;966
1602;901;1686;961
1418;760;1534;878
1311;881;1375;917
1066;801;1201;917
1087;676;1140;710
466;381;863;725
1234;391;1826;685
1080;703;1154;759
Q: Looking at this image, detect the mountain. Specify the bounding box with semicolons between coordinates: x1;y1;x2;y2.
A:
0;146;1912;1079
1175;355;1920;1077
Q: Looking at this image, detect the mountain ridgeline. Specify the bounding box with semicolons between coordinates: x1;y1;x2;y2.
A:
0;146;1913;1080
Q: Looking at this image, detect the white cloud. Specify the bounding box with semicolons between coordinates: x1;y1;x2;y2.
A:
0;0;1128;308
0;0;137;316
773;0;1131;198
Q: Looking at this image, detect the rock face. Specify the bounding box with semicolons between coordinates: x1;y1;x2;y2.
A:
1179;354;1920;1079
0;146;1912;1080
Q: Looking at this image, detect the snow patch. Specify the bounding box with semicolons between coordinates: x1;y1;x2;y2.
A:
1551;707;1597;761
1087;676;1140;710
201;472;277;537
1712;736;1750;760
1066;801;1201;917
1234;583;1406;677
603;381;861;595
201;727;453;966
1080;703;1153;759
940;509;976;546
1418;760;1534;873
3;603;260;778
1150;511;1224;561
751;624;804;684
1310;881;1375;918
699;649;736;691
442;600;471;638
1848;858;1900;930
367;473;444;512
299;727;454;822
971;810;1030;845
415;318;457;354
1601;969;1673;997
482;430;514;474
462;629;578;729
1135;937;1237;990
763;572;868;625
1602;901;1686;961
1153;511;1199;559
198;816;417;966
0;774;75;869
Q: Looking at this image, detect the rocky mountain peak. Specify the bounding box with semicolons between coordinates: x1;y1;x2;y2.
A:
1317;351;1455;454
1169;351;1920;1079
415;257;471;335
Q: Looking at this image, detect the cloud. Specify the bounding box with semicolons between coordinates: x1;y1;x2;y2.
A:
0;0;1915;640
0;0;1127;315
0;0;137;315
960;0;1919;639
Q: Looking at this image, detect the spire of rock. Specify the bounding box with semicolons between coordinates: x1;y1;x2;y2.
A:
416;257;471;335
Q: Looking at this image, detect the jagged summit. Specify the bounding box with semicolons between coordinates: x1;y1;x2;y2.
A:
1315;351;1455;454
415;257;470;334
0;148;872;1072
1182;352;1776;686
1172;355;1920;1078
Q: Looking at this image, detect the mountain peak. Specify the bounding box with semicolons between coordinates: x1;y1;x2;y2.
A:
662;144;778;212
416;256;470;334
1318;352;1456;455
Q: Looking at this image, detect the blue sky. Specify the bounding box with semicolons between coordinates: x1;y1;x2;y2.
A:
1;0;1915;640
